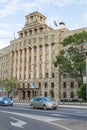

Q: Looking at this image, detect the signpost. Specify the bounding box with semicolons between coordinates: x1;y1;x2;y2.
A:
31;82;35;97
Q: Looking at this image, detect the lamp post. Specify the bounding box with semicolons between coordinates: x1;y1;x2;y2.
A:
85;51;87;100
82;40;87;101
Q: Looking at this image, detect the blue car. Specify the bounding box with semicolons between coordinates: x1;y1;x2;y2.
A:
0;97;13;106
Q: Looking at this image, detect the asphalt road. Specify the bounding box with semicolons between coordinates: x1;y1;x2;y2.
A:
0;104;87;130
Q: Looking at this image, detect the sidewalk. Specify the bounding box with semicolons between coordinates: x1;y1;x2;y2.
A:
58;104;87;109
14;101;87;109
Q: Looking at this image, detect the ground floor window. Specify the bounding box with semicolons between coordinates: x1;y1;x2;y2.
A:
63;92;67;98
45;91;47;97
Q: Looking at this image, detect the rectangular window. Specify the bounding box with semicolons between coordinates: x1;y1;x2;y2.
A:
63;82;66;88
70;92;74;98
45;83;48;88
46;73;49;78
71;82;74;88
63;92;67;98
52;73;54;78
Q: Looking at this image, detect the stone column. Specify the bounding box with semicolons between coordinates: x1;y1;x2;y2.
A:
49;44;52;78
42;45;46;78
25;91;28;100
21;49;25;79
26;48;29;79
36;47;40;79
31;47;34;79
17;50;21;80
13;51;17;78
9;52;14;78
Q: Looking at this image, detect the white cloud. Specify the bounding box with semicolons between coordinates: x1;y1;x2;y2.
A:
83;13;87;20
0;0;87;18
0;0;22;17
0;0;9;4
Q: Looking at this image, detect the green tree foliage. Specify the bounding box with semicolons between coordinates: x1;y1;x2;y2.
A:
77;84;86;100
50;89;54;98
54;31;87;87
0;78;19;97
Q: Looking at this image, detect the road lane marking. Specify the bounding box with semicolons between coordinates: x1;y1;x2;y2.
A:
10;117;27;128
0;110;72;130
50;114;67;117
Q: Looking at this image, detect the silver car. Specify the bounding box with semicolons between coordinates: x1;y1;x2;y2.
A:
29;96;58;110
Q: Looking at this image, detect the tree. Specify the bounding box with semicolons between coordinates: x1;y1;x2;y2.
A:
50;89;54;98
54;31;87;87
77;84;86;101
0;78;19;97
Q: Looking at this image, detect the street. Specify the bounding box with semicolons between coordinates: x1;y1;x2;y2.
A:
0;103;87;130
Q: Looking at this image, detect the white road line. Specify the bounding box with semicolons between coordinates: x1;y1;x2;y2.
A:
50;114;67;117
10;117;27;128
0;110;72;130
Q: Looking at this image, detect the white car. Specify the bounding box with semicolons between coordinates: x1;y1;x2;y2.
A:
29;96;58;110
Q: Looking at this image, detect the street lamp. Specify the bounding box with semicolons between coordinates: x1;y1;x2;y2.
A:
82;40;87;101
85;51;87;100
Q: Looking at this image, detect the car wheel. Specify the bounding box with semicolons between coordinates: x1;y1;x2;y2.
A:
31;104;35;109
43;105;47;110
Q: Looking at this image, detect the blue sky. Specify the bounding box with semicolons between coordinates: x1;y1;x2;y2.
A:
0;0;87;49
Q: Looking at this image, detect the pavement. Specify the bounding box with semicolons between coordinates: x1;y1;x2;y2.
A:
14;102;87;109
58;104;87;109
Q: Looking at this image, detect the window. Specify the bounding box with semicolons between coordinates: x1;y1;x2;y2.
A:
28;83;30;88
46;45;49;51
46;63;49;70
52;43;55;50
34;56;36;62
40;64;42;70
51;82;54;88
45;36;48;43
63;82;66;88
45;83;47;88
39;37;42;42
34;29;37;34
29;74;31;79
29;30;32;35
40;55;42;61
23;83;25;88
30;16;33;21
29;57;31;62
46;54;49;60
40;46;43;52
71;82;74;88
51;35;55;41
39;27;43;32
46;73;49;78
63;92;67;98
70;92;74;98
40;73;42;78
40;17;42;21
52;73;54;78
39;83;41;88
45;92;47;97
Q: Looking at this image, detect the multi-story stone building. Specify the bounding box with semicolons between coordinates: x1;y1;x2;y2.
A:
0;11;87;101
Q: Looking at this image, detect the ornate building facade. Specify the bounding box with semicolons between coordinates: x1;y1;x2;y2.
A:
0;11;87;101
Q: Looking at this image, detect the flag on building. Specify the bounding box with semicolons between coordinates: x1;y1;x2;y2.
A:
54;20;58;26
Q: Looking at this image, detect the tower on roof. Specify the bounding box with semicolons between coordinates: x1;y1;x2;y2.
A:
25;11;46;26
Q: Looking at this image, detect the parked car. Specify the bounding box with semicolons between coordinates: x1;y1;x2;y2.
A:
29;96;58;110
0;97;13;106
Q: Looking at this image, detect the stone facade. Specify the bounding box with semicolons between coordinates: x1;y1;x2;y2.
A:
0;11;87;101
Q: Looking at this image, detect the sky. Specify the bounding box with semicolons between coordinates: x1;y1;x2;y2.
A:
0;0;87;49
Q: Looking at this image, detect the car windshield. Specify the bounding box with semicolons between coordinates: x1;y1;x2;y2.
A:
41;97;51;101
